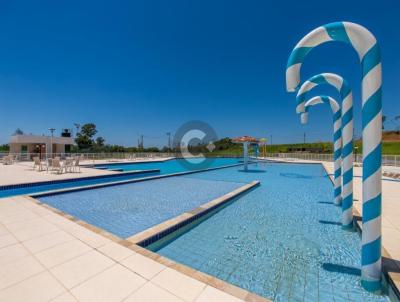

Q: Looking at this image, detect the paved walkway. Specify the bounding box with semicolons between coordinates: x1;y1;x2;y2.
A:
0;162;117;187
0;195;247;302
0;157;174;186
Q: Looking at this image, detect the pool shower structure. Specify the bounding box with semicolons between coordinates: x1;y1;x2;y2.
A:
232;136;260;171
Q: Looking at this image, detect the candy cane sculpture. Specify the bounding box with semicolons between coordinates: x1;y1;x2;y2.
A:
300;91;342;206
297;73;354;229
286;22;382;292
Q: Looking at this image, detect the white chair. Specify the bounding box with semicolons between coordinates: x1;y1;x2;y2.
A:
33;157;43;171
65;158;73;173
72;157;80;172
2;155;12;165
51;159;63;174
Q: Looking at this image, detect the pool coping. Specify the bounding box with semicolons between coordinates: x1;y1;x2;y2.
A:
26;178;271;302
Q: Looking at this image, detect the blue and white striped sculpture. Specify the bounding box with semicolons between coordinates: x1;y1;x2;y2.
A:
297;73;354;229
300;93;342;206
286;22;382;291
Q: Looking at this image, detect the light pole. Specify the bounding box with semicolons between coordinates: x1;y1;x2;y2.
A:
49;128;55;158
166;132;171;151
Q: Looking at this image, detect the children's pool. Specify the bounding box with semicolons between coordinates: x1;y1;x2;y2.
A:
148;162;391;302
0;157;240;198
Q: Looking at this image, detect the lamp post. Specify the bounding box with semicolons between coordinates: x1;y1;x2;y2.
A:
166;132;171;152
49;128;55;159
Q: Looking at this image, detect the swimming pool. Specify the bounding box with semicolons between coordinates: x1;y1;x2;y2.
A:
91;157;240;173
148;162;391;302
38;175;247;238
0;157;240;198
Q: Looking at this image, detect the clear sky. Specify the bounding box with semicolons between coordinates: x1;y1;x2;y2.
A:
0;0;399;147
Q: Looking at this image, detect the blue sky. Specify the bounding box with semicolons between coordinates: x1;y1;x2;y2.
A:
0;0;399;147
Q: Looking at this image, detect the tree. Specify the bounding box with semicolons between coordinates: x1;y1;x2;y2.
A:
95;137;105;147
75;123;98;150
0;144;9;152
81;123;97;138
13;128;24;135
382;115;387;129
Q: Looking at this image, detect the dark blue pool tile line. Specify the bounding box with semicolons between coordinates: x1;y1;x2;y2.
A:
137;182;260;248
0;169;160;191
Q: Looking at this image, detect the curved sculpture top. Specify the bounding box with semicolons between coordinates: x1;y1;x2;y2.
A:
295;73;350;114
301;95;340;123
286;22;379;92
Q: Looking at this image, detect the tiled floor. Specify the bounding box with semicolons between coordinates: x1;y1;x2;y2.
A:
0;157;173;186
0;195;252;302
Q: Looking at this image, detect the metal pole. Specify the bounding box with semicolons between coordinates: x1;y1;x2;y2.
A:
49;128;55;159
166;132;171;150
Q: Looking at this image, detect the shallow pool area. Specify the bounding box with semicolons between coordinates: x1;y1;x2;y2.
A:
0;157;240;198
92;157;240;173
38;176;246;238
148;162;391;302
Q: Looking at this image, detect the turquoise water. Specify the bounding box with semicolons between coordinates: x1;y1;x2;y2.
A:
150;162;390;302
0;157;240;198
94;157;240;173
38;176;245;238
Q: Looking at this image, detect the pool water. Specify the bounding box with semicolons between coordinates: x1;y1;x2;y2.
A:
94;157;240;173
149;162;390;302
38;176;246;238
0;157;240;198
98;157;239;174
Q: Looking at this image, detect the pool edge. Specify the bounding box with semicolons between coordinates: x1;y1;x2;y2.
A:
127;180;260;246
24;179;271;302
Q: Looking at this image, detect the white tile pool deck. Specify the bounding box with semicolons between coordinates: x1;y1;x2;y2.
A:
1;159;400;301
0;195;253;302
0;157;174;186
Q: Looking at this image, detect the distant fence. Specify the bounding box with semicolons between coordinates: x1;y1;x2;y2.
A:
0;152;175;161
0;152;399;167
264;153;400;167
